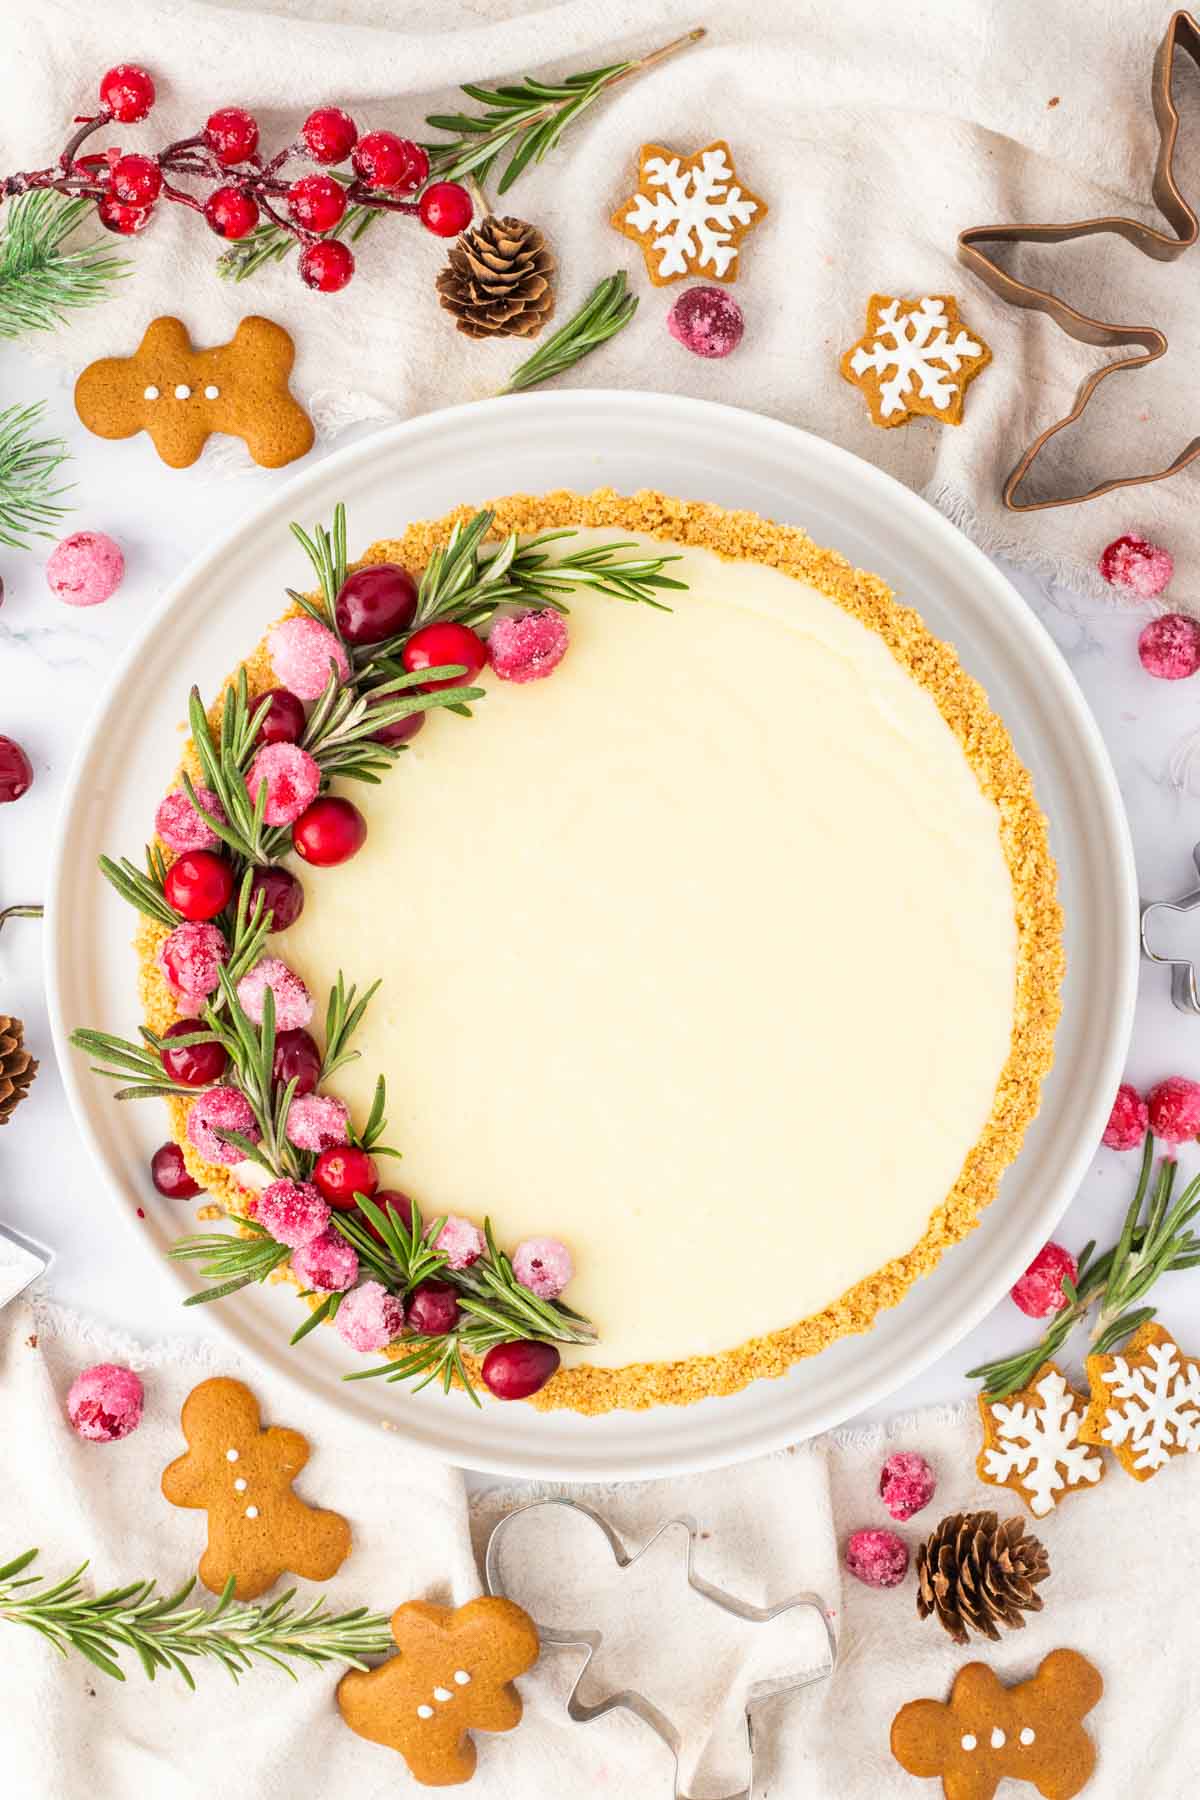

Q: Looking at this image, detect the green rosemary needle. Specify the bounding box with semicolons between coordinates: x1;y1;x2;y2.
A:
501;271;638;394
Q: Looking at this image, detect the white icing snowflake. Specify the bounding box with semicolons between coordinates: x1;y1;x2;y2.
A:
982;1369;1104;1517
1099;1338;1200;1473
849;298;983;419
624;147;759;280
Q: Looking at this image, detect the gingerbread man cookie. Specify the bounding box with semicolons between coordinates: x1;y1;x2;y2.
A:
75;316;314;469
161;1376;350;1599
891;1649;1103;1800
337;1596;539;1787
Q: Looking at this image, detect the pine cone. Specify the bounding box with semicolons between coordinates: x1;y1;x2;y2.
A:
436;216;555;340
0;1015;37;1124
916;1510;1050;1645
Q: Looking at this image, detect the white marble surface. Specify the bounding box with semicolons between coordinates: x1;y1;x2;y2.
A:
4;349;1200;1447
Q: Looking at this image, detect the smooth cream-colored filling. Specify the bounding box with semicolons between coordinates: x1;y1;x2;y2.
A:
280;534;1017;1369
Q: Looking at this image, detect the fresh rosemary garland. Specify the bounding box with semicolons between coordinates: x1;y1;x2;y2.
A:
0;1548;391;1684
968;1133;1200;1398
501;271;639;394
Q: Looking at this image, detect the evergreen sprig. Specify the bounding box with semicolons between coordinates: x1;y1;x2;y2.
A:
0;192;129;340
168;1219;292;1307
0;402;73;550
0;1548;390;1684
501;271;638;393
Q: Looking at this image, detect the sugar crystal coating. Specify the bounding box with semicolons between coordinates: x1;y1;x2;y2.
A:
236;956;313;1031
291;1228;358;1293
487;609;569;683
433;1214;485;1269
1103;1082;1149;1150
1010;1241;1077;1318
157;920;228;1010
155;785;227;853
286;1092;351;1151
878;1450;936;1521
187;1086;261;1165
512;1235;574;1299
66;1362;144;1442
335;1279;406;1351
1098;532;1173;599
268;615;350;700
46;531;125;606
845;1527;908;1588
1147;1075;1200;1144
257;1177;330;1247
1138;613;1200;680
667;285;745;358
246;743;321;826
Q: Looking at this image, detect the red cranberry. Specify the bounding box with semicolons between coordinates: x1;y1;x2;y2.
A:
299;238;355;292
97;194;154;234
334;564;418;645
272;1027;321;1096
418;181;473;238
151;1141;201;1198
110;153;161;206
0;735;33;804
301;106;358;164
293;795;367;866
351;132;428;192
247;864;305;932
100;65;155;124
160;1019;229;1087
163;850;235;921
287;174;347;232
367;690;426;746
203;185;260;240
407;1279;461;1336
203;106;259;165
252;686;307;747
368;1188;414;1241
481;1340;561;1400
402;621;487;690
313;1145;378;1210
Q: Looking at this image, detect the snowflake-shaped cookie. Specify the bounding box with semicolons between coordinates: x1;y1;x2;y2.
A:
977;1363;1105;1518
840;294;991;428
1080;1321;1200;1481
611;141;766;286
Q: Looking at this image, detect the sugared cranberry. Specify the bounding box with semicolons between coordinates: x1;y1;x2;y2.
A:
253;686;307;747
1103;1082;1149;1151
300;106;358;164
845;1528;909;1589
299;238;355;293
1011;1242;1078;1319
351;132;428;192
313;1144;378;1210
407;1279;461;1336
203;106;259;165
110;153;161;206
248;864;305;932
272;1027;321;1097
203;185;260;240
99;65;155;123
1147;1075;1200;1144
334;564;418;645
0;735;33;803
292;795;367;866
402;621;487;690
368;1189;414;1241
481;1340;560;1400
97;194;153;234
151;1141;201;1198
287;173;347;232
163;849;235;922
367;690;426;745
418;181;473;237
160;1019;229;1087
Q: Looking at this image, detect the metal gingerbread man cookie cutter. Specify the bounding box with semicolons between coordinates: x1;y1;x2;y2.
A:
484;1497;837;1800
1141;840;1200;1014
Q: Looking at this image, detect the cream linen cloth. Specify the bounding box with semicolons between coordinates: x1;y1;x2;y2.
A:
5;1294;1200;1798
3;0;1200;599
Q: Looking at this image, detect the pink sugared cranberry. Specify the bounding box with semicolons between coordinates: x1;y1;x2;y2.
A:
291;1228;358;1293
1098;532;1174;599
248;864;305;933
334;564;418;645
160;1019;228;1087
434;1215;485;1270
151;1141;202;1198
186;1086;260;1165
481;1340;560;1400
878;1451;936;1522
488;609;569;684
313;1144;377;1210
1103;1082;1149;1150
407;1279;461;1336
163;849;235;922
256;1178;329;1248
1139;614;1200;680
236;956;313;1031
845;1528;909;1589
268;615;349;700
45;531;125;606
667;284;745;358
1147;1075;1200;1144
252;687;307;747
272;1027;321;1096
155;785;226;853
0;736;33;804
335;1279;405;1352
67;1362;143;1442
286;1093;350;1153
247;743;321;827
1011;1243;1078;1318
157;921;228;1010
292;794;367;866
512;1236;573;1300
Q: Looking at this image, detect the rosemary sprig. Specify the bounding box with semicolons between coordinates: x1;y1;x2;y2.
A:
168;1217;291;1306
967;1134;1200;1397
501;270;638;394
183;677;282;867
0;192;129;340
0;401;73;550
424;29;705;194
67;1024;219;1103
301;662;484;780
98;845;178;928
321;972;382;1081
0;1548;391;1684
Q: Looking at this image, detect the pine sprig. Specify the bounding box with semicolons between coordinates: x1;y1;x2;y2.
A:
0;1548;391;1684
501;270;638;394
0;402;73;550
0;192;129;340
968;1134;1200;1397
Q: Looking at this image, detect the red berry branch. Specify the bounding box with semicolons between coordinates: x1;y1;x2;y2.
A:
0;65;473;294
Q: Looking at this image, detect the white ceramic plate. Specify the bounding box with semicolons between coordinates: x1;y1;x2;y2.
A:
45;392;1138;1480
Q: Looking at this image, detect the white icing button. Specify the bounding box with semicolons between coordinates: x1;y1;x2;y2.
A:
453;1670;471;1686
143;385;159;400
174;383;191;399
991;1728;1006;1749
1020;1728;1036;1747
225;1448;239;1462
233;1478;247;1492
960;1734;977;1752
433;1687;452;1703
417;1705;434;1720
204;384;220;399
245;1505;259;1519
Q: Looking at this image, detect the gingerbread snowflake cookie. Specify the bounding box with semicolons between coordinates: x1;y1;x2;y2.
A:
611;141;766;285
1080;1321;1200;1480
977;1363;1104;1517
338;1596;539;1786
840;294;991;427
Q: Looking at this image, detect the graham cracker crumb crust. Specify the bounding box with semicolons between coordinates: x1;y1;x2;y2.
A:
137;488;1063;1415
